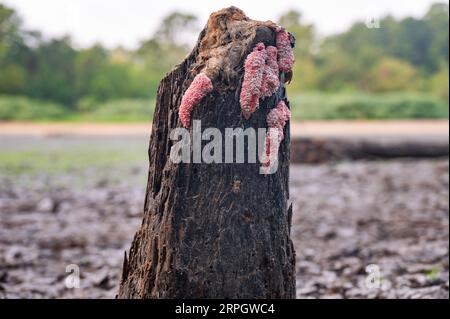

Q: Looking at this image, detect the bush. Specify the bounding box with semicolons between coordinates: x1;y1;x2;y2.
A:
430;68;449;102
290;92;449;120
0;96;68;121
368;58;418;92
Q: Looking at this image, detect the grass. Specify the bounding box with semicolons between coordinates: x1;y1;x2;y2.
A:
0;136;149;191
0;137;147;176
425;267;440;281
0;136;151;192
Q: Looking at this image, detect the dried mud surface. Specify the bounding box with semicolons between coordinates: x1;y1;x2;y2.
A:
0;137;448;299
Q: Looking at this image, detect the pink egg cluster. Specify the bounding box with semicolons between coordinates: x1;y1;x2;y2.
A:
276;30;295;73
266;100;291;141
240;43;283;119
239;43;268;120
261;101;291;174
178;28;294;129
240;29;294;120
179;73;214;128
261;46;280;98
238;28;294;172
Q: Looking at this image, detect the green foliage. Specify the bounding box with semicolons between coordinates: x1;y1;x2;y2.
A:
77;99;155;122
0;3;449;121
425;267;440;281
0;4;23;60
429;67;449;102
0;95;66;120
0;5;195;108
425;3;449;69
309;3;448;92
25;37;77;106
0;96;155;122
1;93;447;122
368;58;418;92
0;4;27;94
290;92;449;120
0;63;25;93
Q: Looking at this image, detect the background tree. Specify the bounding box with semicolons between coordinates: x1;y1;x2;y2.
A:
368;57;418;92
0;4;27;94
25;37;77;106
0;3;448;119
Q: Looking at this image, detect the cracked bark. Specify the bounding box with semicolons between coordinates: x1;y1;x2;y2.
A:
118;6;296;299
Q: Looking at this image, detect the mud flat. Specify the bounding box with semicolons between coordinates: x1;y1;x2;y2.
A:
0;136;447;298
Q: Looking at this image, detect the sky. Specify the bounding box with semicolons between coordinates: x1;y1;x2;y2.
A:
2;0;448;49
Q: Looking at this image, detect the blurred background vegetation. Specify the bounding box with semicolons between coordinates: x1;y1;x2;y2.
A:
0;2;448;121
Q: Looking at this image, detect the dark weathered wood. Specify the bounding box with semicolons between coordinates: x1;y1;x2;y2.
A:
118;7;296;299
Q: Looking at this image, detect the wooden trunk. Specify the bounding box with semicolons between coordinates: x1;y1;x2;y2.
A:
118;7;296;299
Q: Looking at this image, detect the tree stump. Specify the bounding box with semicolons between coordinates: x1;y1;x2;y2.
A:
118;6;296;299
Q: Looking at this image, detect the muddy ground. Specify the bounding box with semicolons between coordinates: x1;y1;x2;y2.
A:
0;137;448;299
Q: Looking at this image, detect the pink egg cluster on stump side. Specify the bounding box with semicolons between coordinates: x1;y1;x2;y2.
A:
262;101;291;174
179;73;214;128
276;30;295;73
177;25;294;173
266;100;291;141
261;46;280;98
240;28;294;120
239;43;268;120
